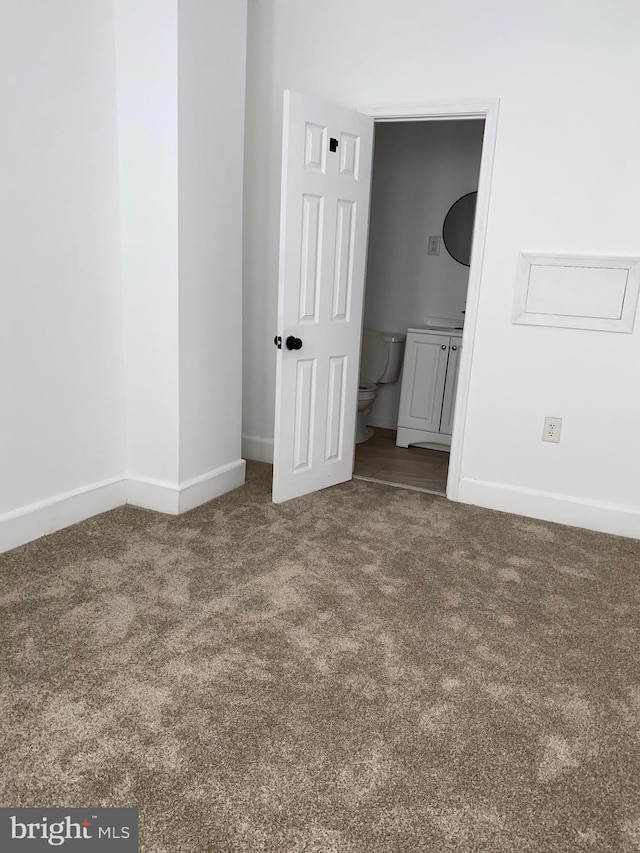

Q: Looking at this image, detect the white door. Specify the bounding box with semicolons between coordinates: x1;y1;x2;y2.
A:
272;91;374;503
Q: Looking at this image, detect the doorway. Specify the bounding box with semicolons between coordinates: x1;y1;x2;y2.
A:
271;93;499;505
353;118;485;496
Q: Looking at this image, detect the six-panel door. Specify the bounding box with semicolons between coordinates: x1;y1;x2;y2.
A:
272;92;374;503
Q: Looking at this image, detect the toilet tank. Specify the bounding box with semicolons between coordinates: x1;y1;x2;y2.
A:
379;332;406;384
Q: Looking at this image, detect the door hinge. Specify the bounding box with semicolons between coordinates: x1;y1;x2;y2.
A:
329;137;339;153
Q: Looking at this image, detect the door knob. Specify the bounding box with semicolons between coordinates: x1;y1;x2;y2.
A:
286;335;303;351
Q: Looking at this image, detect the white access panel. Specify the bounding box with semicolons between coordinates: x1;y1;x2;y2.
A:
513;254;640;332
526;265;627;318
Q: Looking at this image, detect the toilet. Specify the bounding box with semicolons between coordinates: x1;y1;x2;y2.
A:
357;328;406;443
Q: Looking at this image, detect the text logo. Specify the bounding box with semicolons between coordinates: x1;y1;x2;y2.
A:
0;809;138;851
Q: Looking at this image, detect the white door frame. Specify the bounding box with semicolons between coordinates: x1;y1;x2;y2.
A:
362;98;500;502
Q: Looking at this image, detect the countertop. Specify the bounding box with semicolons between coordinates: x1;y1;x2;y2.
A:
406;325;464;335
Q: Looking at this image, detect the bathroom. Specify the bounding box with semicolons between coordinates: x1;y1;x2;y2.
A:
354;118;485;494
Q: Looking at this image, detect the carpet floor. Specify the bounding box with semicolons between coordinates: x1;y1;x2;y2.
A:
1;462;639;852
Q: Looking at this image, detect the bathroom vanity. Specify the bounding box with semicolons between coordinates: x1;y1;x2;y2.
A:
396;326;462;450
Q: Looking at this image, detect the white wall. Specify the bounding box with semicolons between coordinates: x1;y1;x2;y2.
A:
115;0;180;486
0;1;125;550
363;120;483;428
0;0;247;552
178;0;247;483
117;0;247;512
243;0;640;536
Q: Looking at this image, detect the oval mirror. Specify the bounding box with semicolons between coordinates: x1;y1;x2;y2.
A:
442;191;477;267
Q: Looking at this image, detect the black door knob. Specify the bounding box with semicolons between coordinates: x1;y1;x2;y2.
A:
286;335;303;351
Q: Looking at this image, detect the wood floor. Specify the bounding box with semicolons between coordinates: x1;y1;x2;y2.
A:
353;427;449;495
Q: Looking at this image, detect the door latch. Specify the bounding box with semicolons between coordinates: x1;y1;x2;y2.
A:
273;335;282;349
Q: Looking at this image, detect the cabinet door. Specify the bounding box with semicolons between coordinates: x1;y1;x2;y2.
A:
397;332;450;433
439;337;462;435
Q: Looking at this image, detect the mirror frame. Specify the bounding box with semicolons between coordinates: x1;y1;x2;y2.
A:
442;191;477;267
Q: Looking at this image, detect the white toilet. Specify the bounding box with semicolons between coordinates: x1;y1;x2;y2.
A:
357;328;406;443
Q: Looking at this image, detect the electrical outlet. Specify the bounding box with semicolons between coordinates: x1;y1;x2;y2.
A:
542;416;562;443
428;236;440;256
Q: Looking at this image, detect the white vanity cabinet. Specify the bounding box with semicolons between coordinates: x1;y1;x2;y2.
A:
396;327;462;450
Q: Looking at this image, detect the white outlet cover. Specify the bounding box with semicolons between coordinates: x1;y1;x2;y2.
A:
542;416;562;443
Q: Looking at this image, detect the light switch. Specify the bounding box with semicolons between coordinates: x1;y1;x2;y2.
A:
428;236;440;256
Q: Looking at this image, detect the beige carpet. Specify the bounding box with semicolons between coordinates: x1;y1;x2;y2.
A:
1;462;639;852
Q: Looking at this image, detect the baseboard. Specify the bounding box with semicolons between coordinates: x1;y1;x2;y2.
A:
457;477;640;540
0;460;247;555
126;476;181;514
242;435;274;464
178;459;246;513
367;416;399;430
127;459;246;515
0;477;127;555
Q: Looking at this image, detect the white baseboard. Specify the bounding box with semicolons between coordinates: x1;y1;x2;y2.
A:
4;465;637;556
126;476;181;514
0;460;247;554
178;459;246;513
127;458;246;514
242;435;274;464
0;477;127;555
367;416;399;430
457;477;640;540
